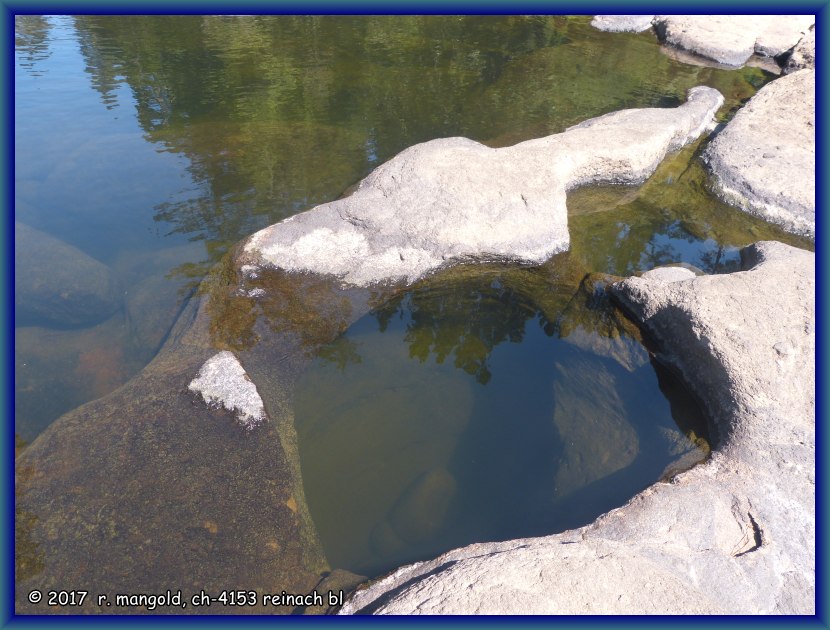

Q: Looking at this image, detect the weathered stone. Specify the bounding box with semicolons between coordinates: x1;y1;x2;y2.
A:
15;222;120;328
703;69;815;239
188;350;267;430
303;569;368;614
14;272;333;614
591;15;654;32
339;241;814;614
653;15;814;67
640;265;697;283
243;87;723;287
785;27;815;73
592;15;814;68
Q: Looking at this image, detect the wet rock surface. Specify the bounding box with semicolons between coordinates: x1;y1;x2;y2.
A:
703;69;815;239
339;241;814;614
243;87;723;286
14;270;338;614
15;222;120;328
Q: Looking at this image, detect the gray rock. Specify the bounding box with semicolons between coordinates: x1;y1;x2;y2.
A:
785;27;815;73
653;15;814;67
339;241;814;614
591;15;655;33
640;265;697;283
15;222;120;327
243;87;723;287
703;69;815;239
188;350;267;430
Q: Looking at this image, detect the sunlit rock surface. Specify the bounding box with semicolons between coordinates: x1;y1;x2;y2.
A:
593;15;814;68
339;241;814;614
703;69;815;239
189;350;267;430
591;15;654;33
243;87;723;286
785;27;815;73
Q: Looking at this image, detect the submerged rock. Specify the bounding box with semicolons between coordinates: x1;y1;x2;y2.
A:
550;360;639;497
14;276;333;614
703;69;815;239
339;241;814;614
243;87;723;286
15;317;142;440
15;222;120;328
389;468;457;545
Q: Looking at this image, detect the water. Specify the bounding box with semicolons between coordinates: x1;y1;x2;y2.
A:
15;15;814;590
295;270;710;576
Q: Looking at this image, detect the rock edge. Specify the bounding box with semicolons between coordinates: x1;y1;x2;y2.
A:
338;241;814;615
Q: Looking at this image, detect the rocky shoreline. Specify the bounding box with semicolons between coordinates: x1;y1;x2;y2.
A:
240;87;723;287
15;16;816;615
339;241;814;614
592;15;814;70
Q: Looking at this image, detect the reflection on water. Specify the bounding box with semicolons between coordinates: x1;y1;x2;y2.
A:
15;15;810;441
15;16;52;76
14;14;816;606
295;269;710;577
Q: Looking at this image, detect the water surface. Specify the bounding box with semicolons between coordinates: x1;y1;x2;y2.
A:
14;14;814;591
295;269;710;576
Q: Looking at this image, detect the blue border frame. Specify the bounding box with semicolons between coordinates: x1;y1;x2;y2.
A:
5;2;828;628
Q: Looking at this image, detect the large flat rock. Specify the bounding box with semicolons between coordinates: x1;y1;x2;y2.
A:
703;69;815;239
339;241;814;614
655;15;813;66
592;15;814;68
243;87;723;287
590;15;654;33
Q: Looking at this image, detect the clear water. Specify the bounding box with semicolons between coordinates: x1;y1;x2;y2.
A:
295;270;710;576
15;15;814;586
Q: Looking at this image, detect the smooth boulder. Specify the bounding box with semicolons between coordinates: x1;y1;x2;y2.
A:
590;15;654;33
703;69;815;239
592;15;814;68
15;222;120;327
243;87;723;287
